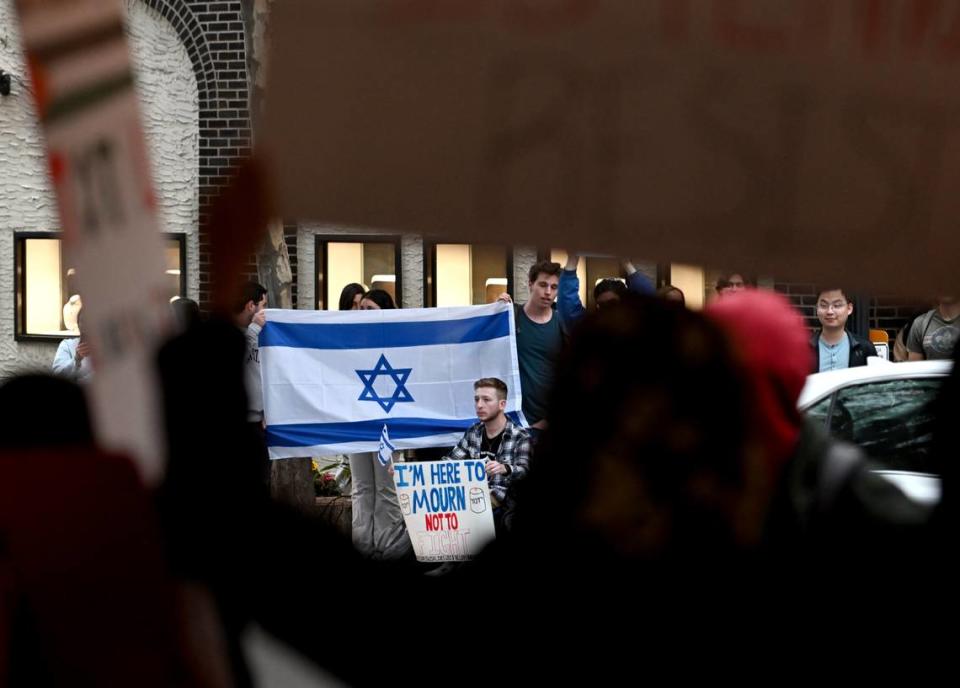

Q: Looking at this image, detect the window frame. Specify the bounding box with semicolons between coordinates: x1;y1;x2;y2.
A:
14;231;187;342
425;240;514;308
314;234;403;310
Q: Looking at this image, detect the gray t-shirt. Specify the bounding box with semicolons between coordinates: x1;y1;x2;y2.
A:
907;309;960;360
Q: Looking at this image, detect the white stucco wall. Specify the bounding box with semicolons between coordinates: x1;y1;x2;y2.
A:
0;0;198;379
512;247;539;303
125;0;200;300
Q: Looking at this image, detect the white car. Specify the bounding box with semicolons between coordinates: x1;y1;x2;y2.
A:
798;359;953;506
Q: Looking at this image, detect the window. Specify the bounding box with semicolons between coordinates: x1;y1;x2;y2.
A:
15;232;186;340
316;236;402;309
805;395;833;428
828;378;943;473
425;242;511;308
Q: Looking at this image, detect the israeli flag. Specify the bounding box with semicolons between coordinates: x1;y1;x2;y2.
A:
260;302;526;458
377;424;395;467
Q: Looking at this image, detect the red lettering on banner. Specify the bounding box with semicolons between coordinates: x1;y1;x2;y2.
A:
903;0;941;53
427;513;454;531
861;0;889;56
935;4;960;60
382;0;599;32
383;0;480;23
713;0;793;52
425;513;462;531
660;0;692;43
502;0;601;32
656;0;960;63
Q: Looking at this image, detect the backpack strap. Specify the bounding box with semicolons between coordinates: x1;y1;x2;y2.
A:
917;309;937;345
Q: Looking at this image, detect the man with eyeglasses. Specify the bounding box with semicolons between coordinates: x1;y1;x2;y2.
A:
810;288;877;373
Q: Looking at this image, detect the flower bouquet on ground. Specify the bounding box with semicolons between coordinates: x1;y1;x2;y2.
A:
311;456;351;497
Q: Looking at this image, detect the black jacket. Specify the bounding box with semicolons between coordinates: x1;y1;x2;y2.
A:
810;330;878;374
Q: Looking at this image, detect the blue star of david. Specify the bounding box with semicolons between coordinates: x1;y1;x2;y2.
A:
356;354;414;413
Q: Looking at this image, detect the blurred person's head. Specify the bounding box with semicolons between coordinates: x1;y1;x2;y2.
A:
525;295;754;561
474;377;507;424
171;297;201;330
706;290;812;470
527;261;561;310
815;288;852;333
716;273;748;296
338;283;366;311
233;281;267;327
0;375;94;449
658;285;685;306
593;279;627;308
360;289;395;310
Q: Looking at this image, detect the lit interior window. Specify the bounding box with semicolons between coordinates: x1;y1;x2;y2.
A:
430;243;509;307
16;234;185;337
321;240;399;309
670;263;705;310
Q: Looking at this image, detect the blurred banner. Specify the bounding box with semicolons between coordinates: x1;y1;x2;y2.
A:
15;0;173;484
262;0;960;295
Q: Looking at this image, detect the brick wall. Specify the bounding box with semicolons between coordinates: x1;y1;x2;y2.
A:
869;296;934;339
773;282;820;331
143;0;252;310
775;281;931;339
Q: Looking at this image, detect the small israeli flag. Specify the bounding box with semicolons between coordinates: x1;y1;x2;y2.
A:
377;424;395;467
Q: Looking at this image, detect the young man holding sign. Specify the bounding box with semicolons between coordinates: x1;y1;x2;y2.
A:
444;378;531;531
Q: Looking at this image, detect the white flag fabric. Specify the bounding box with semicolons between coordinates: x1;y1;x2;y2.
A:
260;303;526;458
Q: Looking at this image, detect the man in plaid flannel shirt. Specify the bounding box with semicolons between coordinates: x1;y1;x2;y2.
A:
444;377;531;531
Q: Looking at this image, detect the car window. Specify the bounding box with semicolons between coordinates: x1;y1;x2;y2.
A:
829;378;943;473
805;395;832;427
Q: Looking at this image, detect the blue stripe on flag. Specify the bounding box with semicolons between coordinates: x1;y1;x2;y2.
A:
260;311;510;350
267;413;524;448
